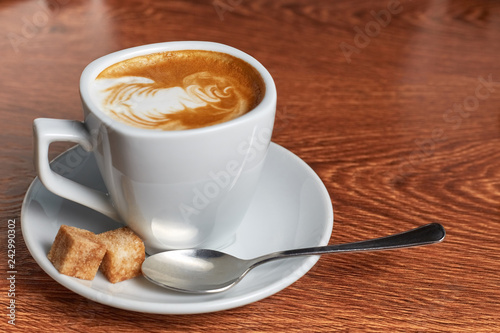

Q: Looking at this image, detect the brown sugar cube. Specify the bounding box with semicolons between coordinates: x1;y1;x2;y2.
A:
98;227;145;283
47;225;106;280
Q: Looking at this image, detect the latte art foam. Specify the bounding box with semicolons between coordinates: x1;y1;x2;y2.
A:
91;50;265;130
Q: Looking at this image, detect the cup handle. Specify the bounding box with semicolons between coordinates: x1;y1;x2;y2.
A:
33;118;120;221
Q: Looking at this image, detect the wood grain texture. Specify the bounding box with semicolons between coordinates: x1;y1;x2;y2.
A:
1;0;500;331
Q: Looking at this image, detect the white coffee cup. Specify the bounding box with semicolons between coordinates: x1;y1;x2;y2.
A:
33;41;276;254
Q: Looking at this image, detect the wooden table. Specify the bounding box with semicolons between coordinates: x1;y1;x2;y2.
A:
1;0;500;331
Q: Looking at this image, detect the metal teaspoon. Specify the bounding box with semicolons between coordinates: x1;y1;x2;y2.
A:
141;223;445;293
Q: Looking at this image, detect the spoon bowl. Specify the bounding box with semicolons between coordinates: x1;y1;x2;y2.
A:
142;223;445;293
142;249;257;293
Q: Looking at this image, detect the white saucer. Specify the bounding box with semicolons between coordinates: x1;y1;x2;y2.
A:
21;142;333;314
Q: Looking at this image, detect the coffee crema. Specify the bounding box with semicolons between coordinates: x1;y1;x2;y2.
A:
91;50;265;130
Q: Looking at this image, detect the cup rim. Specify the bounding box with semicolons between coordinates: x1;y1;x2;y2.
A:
80;41;277;137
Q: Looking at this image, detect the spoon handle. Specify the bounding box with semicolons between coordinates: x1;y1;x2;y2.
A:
253;223;445;265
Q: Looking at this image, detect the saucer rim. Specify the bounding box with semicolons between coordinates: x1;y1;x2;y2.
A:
21;142;333;314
